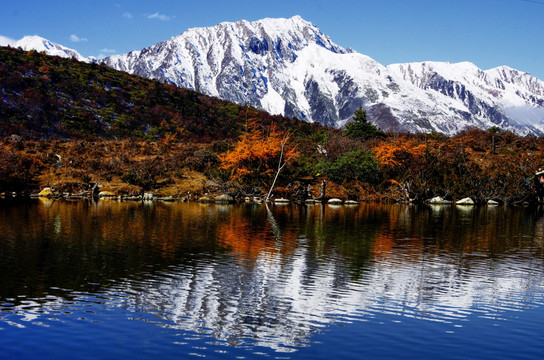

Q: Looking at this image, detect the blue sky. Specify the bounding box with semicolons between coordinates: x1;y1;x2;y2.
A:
1;0;543;80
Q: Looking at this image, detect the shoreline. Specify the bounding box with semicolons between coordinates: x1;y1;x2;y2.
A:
0;192;522;207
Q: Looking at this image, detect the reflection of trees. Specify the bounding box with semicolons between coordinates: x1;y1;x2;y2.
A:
298;204;382;270
1;201;544;354
0;200;228;299
216;204;298;262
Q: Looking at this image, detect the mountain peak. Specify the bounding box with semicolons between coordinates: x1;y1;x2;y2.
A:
250;15;314;28
15;35;52;50
174;15;345;56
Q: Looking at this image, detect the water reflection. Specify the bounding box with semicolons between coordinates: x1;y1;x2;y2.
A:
0;200;543;356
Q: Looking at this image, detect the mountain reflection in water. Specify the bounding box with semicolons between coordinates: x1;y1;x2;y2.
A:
0;200;543;358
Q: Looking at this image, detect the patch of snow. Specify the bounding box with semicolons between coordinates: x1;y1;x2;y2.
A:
261;84;285;115
0;35;15;46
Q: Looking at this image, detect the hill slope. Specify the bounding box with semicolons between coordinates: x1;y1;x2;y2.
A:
0;46;316;140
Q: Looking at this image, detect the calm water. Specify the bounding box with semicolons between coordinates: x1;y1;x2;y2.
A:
0;199;543;359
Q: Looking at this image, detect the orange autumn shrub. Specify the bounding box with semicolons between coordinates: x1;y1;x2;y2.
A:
219;119;298;186
373;137;428;169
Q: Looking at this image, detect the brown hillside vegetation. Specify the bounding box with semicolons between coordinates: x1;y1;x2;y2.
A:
2;127;544;204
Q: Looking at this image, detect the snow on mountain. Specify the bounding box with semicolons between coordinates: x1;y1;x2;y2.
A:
388;61;544;134
6;35;89;63
102;16;349;124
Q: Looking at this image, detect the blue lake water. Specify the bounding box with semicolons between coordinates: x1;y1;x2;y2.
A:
0;200;543;359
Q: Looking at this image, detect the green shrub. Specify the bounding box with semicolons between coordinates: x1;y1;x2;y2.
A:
317;149;381;184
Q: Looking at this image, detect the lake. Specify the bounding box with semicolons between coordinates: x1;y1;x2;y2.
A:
0;199;543;359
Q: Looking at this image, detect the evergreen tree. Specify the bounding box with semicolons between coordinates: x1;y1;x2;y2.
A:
344;106;383;139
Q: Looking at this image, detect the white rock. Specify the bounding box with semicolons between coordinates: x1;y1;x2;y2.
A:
428;196;452;204
214;194;234;202
456;197;474;205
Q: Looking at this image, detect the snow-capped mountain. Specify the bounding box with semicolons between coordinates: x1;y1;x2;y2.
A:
100;15;544;135
3;35;89;63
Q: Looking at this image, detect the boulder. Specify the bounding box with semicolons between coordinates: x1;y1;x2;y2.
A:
328;198;343;204
37;187;54;197
198;196;213;203
456;197;474;205
345;200;359;205
214;194;234;203
487;199;499;206
123;196;142;201
428;196;452;204
158;196;175;202
273;198;290;204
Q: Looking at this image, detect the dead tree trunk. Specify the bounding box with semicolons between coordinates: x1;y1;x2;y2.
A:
265;133;293;202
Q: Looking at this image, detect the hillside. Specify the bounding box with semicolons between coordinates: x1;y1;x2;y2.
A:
0;46;319;140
